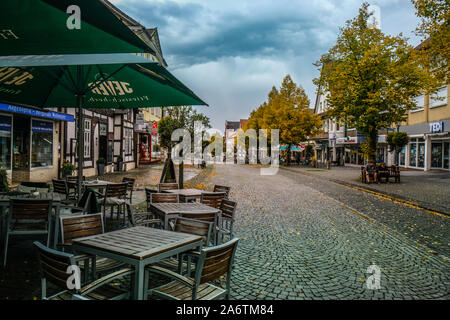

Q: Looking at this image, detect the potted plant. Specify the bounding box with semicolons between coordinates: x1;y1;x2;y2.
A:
61;160;76;179
96;157;107;176
116;155;124;172
0;167;9;192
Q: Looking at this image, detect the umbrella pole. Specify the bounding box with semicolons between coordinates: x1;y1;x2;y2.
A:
76;94;84;202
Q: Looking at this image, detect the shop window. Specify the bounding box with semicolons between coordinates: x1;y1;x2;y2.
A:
124;128;133;155
409;141;417;167
430;87;447;108
444;143;449;169
418;142;425;168
84;119;91;158
0;115;12;170
431;142;443;168
399;146;406;166
31;120;53;168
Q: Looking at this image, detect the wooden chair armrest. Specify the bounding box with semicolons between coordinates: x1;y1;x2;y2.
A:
78;268;134;295
146;265;195;287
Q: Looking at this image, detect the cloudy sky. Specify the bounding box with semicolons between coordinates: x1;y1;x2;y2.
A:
111;0;422;130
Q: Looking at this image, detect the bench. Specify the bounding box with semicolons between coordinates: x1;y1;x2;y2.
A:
388;165;400;183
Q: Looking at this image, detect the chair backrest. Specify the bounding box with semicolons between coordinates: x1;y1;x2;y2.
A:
60;213;104;245
122;177;135;191
145;187;158;202
201;192;226;209
9;199;52;221
174;217;212;246
104;183;128;198
219;199;237;219
194;238;239;294
213;185;230;198
150;193;179;203
66;176;86;182
52;179;68;195
157;182;179;192
33;241;76;294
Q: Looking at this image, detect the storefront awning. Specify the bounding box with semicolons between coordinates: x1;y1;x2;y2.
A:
0;103;74;122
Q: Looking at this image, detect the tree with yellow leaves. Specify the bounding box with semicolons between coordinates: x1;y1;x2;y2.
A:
314;3;438;161
411;0;449;82
247;75;322;164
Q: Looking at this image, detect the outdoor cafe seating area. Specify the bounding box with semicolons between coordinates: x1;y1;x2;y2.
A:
0;176;239;300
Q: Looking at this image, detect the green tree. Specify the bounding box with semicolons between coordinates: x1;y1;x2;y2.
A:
411;0;449;82
248;75;322;164
314;3;437;161
158;116;183;157
387;132;409;165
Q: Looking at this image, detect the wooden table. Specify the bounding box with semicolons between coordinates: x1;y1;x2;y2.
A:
150;202;221;230
165;189;225;202
165;188;204;202
83;180;120;189
71;226;202;300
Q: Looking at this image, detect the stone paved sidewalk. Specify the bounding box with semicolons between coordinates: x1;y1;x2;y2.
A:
282;165;450;215
199;165;450;300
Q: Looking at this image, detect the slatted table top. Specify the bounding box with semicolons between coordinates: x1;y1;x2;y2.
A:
165;188;204;196
0;192;64;203
150;202;221;214
82;180;120;188
71;226;202;260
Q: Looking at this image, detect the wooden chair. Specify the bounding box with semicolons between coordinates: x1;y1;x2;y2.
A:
145;238;239;300
201;192;227;209
213;185;231;198
66;176;86;198
145;187;158;211
52;179;76;203
33;241;133;300
101;183;128;228
59;213;126;279
217;199;237;243
122;177;135;204
155;217;213;274
179;211;218;246
157;182;179;193
151;193;179;203
125;203;162;229
3;199;52;267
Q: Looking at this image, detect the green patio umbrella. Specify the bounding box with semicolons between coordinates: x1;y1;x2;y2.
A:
0;56;207;198
0;0;207;198
0;0;156;55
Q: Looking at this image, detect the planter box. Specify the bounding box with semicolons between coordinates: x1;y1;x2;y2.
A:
97;164;105;176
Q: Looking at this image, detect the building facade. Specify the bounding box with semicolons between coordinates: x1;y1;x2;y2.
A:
0;104;74;183
398;85;449;171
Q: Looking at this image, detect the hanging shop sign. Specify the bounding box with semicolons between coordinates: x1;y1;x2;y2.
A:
0;103;74;122
429;121;444;133
32;119;53;133
99;123;107;136
336;136;358;144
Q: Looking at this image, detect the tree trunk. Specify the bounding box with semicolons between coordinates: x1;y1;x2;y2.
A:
366;128;378;162
287;144;292;166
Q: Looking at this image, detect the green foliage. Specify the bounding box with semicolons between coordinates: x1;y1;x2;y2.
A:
61;161;75;176
0;167;9;192
247;75;323;163
153;144;161;152
116;155;123;163
411;0;449;82
314;2;437;160
387;132;409;151
158;116;183;151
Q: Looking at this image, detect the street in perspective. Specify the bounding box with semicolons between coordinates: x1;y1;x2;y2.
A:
0;0;449;308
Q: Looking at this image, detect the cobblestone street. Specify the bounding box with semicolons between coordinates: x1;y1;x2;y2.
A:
199;165;450;300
